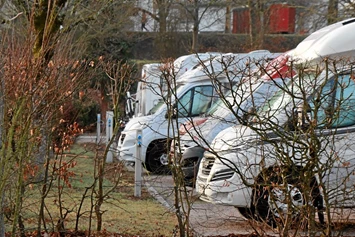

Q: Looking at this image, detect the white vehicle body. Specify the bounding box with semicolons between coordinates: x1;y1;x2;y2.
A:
177;51;289;149
196;18;355;213
128;53;221;118
172;52;222;79
133;63;164;117
117;50;278;173
173;52;288;184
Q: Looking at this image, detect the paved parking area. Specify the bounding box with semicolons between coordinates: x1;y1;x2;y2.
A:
143;174;269;236
142;174;355;237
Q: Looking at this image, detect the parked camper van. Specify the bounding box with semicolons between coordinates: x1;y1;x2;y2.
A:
117;50;276;174
126;53;220;118
196;18;355;225
172;51;289;186
131;63;163;118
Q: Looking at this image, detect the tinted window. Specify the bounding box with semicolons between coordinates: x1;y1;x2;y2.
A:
191;86;214;116
310;74;355;128
177;90;192;117
177;86;214;117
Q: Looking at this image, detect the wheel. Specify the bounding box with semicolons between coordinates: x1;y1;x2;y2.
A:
145;140;171;174
237;207;255;220
252;167;323;228
181;146;205;187
182;156;202;188
253;168;303;227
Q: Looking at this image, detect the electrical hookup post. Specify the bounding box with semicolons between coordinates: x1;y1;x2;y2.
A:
106;111;114;163
96;114;101;144
135;129;143;197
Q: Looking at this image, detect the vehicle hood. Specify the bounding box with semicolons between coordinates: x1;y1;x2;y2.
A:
180;117;235;148
210;124;258;152
123;114;156;131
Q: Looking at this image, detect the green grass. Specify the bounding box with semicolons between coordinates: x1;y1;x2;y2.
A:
12;143;178;236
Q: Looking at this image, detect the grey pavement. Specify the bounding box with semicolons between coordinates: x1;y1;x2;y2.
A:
143;173;260;237
142;174;355;237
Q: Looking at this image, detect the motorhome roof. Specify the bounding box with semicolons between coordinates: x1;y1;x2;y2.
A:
261;50;295;80
291;18;355;64
173;52;222;78
143;63;161;70
175;53;241;83
176;50;275;84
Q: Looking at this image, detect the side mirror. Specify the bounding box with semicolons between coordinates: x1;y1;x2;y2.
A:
296;104;312;130
172;106;178;119
286;104;312;131
153;99;158;106
165;104;178;119
241;107;256;125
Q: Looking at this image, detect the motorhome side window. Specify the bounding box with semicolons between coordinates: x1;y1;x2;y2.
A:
309;73;355;128
176;86;214;117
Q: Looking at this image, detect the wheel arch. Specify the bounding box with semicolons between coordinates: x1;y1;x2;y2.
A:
146;138;169;154
252;164;325;226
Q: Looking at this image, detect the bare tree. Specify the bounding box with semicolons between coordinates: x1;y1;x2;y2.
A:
0;1;136;236
328;0;339;24
173;0;227;51
91;59;134;232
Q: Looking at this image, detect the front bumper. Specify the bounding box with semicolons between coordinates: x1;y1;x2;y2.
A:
117;132;137;163
196;172;253;207
195;153;254;207
171;140;205;186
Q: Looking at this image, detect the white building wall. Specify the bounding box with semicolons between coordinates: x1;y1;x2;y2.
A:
131;0;157;32
131;0;227;33
199;7;226;32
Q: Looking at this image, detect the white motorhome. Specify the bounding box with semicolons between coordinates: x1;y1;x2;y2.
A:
172;51;288;185
172;52;221;79
196;18;355;226
117;50;276;174
130;63;163;118
127;53;221;118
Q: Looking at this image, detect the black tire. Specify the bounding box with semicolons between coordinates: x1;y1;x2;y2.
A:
183;156;202;188
252;167;323;228
145;140;171;175
237;207;255;220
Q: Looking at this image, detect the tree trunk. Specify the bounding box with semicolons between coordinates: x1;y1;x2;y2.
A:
225;4;231;33
156;0;169;33
0;66;4;237
327;0;338;24
191;1;199;52
248;0;263;49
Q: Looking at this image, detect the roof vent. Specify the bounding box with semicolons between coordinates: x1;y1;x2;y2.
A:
342;18;355;25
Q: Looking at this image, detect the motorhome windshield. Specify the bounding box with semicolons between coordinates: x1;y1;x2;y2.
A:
204;81;253;117
205;92;232;116
256;70;355;129
147;84;185;115
256;72;317;120
206;78;288;119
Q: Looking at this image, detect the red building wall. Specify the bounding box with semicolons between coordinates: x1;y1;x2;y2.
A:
232;8;250;34
268;4;296;34
232;4;296;34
